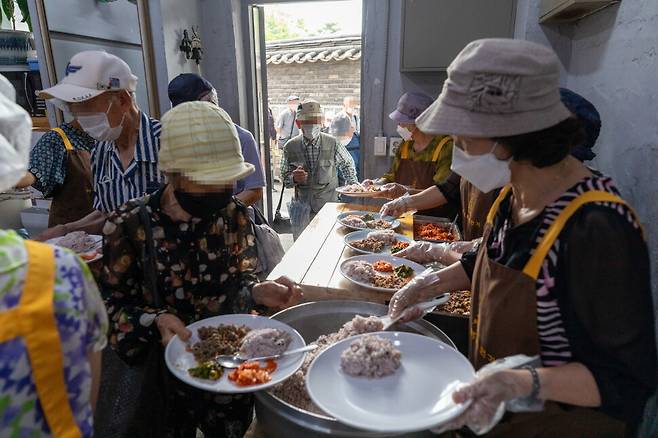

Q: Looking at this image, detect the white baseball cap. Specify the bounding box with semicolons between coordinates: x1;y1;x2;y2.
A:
38;50;138;104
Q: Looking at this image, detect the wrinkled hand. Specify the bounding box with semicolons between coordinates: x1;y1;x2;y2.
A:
292;166;308;184
388;269;441;320
378;182;408;200
379;195;409;218
33;224;68;242
252;276;303;309
395;241;450;264
156;313;192;347
432;369;531;435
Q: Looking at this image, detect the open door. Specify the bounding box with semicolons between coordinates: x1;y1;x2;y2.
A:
248;5;274;222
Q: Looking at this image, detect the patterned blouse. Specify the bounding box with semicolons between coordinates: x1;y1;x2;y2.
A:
28;122;95;197
0;230;108;437
100;188;260;363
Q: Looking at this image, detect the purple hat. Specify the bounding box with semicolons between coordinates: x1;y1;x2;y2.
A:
389;92;435;124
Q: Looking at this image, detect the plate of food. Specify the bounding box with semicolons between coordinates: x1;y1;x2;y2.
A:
165;314;306;393
344;229;413;255
340;254;425;292
335;183;385;198
306;331;475;433
48;231;103;263
336;211;400;231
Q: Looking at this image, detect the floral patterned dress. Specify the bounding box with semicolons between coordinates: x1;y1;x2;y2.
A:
0;230;108;437
100;187;260;437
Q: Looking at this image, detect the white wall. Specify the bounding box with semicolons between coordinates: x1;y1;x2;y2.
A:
515;0;658;304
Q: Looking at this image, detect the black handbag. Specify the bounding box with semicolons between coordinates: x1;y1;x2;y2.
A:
94;200;169;438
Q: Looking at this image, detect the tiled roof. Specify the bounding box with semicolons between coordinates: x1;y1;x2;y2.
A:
266;34;361;65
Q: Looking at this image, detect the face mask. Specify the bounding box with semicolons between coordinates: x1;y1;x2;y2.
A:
450;142;511;193
396;125;413;141
174;189;233;219
301;124;322;140
77;100;125;142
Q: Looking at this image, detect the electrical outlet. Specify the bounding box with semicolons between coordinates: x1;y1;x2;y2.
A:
389;137;403;157
374;136;387;156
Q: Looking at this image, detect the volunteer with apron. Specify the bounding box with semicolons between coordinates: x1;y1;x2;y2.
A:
388;39;656;436
14;120;95;227
364;92;457;218
0;75;108;437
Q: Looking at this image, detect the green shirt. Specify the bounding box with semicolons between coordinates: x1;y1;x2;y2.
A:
381;135;453;185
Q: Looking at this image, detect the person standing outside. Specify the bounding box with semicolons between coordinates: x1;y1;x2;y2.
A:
342;95;360;135
279;100;357;216
34;51;163;241
331;112;361;180
275;95;300;149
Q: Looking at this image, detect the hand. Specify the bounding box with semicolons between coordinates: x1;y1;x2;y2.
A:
378;183;408;200
379;196;410;218
395;241;450;265
33;224;68;242
361;179;376;187
388;269;441;320
156;313;192;347
252;276;303;309
433;370;531;435
292;166;308;184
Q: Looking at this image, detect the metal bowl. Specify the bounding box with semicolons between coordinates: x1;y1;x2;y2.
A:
255;300;455;438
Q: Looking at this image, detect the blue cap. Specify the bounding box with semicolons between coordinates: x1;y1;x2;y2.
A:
560;88;601;161
168;73;214;107
389;92;435;124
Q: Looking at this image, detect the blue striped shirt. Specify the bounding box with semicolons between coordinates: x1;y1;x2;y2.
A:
91;112;163;214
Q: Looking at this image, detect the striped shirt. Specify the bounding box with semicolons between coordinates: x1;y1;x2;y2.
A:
91;113;163;213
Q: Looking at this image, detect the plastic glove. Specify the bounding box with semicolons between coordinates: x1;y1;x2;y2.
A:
378;182;408;199
394;241;450;264
380;193;411;218
388;268;441;320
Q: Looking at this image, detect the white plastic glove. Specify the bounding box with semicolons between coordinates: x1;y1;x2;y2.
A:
388;268;441;321
394;241;450;264
380;193;411;218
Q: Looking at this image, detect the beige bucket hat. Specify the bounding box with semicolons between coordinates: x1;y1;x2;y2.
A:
416;38;571;138
159;101;254;185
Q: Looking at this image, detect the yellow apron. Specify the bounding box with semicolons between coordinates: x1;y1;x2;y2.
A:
0;240;82;438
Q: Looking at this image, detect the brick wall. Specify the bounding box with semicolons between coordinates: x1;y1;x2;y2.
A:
267;59;360;119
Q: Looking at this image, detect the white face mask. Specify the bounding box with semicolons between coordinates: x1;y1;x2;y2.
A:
301;124;322;140
77;100;125;142
396;125;413;141
450;142;511;193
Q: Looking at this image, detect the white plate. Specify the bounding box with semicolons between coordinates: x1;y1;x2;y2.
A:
165;314;306;394
306;331;475;433
339;254;426;292
335;185;385;198
336;211;400;231
344;230;414;255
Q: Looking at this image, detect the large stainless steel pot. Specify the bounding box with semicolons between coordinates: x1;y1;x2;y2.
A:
255;300;456;438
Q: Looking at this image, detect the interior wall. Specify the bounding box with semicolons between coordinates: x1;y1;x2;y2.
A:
515;0;658;303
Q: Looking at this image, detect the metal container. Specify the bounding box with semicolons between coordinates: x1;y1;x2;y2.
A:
413;215;462;243
255;300;456;438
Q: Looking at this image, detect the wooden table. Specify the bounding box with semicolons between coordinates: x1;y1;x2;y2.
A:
267;202;414;305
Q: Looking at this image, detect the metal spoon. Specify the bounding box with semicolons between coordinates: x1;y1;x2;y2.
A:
379;294;450;331
215;344;319;369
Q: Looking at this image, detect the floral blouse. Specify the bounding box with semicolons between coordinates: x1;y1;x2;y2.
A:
100;188;260;363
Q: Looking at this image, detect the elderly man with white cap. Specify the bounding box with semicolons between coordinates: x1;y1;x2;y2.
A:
0;75;108;436
386;38;656;436
279;99;358;216
275;94;301;149
35;50;163;241
100;101;302;436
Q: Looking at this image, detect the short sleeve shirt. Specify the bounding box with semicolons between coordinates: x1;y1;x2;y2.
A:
275;110;299;140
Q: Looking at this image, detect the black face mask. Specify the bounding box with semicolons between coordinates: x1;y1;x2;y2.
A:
174;190;233;219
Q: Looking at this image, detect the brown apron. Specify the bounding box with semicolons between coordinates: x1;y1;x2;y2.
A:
469;186;632;437
47;128;94;227
459;178;498;241
397;137;458;218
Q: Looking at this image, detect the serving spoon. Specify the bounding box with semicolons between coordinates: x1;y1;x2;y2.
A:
379;293;450;331
215;344;318;369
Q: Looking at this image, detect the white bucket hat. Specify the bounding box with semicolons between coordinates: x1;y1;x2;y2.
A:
416;38;571;138
159;101;255;185
37;51;137;105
